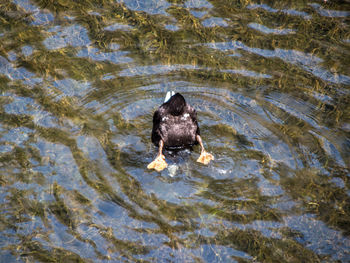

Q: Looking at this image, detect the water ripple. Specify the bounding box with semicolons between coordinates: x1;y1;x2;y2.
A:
121;0;171;15
248;23;296;35
310;3;350;18
1;0;349;262
205;41;350;84
247;3;312;19
43;25;91;50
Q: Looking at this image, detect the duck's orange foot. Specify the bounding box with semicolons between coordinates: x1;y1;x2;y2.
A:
147;155;168;172
197;151;214;165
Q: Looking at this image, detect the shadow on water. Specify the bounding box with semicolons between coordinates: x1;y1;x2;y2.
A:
0;0;350;262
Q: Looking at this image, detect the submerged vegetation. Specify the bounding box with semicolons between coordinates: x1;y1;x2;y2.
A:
0;0;349;262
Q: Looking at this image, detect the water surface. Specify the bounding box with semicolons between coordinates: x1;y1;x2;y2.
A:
1;0;350;262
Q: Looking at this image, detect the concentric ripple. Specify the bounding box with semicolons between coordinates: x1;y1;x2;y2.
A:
0;0;349;262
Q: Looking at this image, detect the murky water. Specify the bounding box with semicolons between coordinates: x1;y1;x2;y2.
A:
1;0;349;262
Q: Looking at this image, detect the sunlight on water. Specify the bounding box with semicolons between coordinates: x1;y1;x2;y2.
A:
0;0;349;262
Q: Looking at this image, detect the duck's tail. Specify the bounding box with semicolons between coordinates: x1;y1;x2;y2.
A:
164;91;175;103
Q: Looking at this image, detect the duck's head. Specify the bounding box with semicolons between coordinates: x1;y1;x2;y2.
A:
166;93;186;116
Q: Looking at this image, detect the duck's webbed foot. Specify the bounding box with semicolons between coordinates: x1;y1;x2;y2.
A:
197;150;214;165
148;140;167;172
147;154;168;172
196;135;214;165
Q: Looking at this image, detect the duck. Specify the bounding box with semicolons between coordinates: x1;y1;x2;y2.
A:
147;91;214;172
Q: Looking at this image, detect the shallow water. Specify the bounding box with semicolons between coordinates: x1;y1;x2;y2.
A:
0;0;349;262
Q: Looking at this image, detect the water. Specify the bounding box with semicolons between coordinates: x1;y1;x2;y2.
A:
0;0;349;262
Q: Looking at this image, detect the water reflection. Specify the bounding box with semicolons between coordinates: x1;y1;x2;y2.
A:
247;3;312;19
248;22;296;35
310;3;350;18
1;0;350;262
205;41;350;84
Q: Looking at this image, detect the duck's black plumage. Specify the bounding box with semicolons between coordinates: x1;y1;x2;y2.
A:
151;93;200;149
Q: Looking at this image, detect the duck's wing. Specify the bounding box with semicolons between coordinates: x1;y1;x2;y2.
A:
151;108;164;146
187;105;200;135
